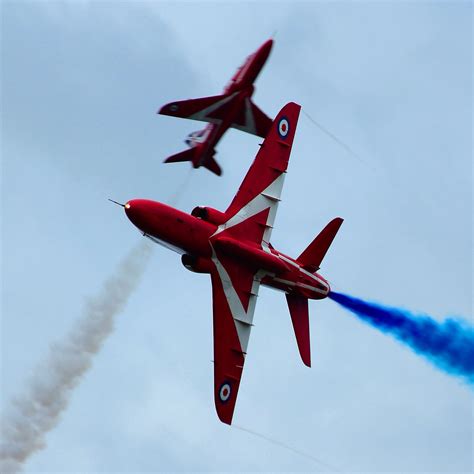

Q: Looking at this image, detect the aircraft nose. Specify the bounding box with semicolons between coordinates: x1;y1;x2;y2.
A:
260;38;274;56
124;200;132;215
124;199;146;229
124;199;162;235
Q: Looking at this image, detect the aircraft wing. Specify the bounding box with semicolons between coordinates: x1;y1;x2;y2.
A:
208;103;301;424
230;99;273;138
159;95;272;139
158;93;237;123
223;102;301;244
210;250;262;425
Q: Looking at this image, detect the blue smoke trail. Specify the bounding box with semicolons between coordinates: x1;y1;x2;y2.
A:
328;291;474;385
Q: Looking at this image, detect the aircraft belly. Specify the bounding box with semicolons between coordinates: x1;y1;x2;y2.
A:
144;234;186;254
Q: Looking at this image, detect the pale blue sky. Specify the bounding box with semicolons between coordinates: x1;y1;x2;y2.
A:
2;1;472;472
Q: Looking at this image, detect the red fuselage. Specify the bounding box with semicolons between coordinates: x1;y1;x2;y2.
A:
125;199;330;300
224;39;274;94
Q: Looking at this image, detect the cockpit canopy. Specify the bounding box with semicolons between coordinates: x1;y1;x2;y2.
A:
185;129;208;147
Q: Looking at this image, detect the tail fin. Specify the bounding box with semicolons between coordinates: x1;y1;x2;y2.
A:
286;294;311;367
163;148;196;164
298;218;343;272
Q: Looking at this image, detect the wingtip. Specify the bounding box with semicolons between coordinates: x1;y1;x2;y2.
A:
277;102;302;117
301;349;311;368
288;101;302;110
215;403;234;426
157;102;175;115
219;414;233;426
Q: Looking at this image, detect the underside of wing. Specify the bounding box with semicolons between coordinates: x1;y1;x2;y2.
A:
210;250;262;425
229;99;273;138
159;95;272;141
158;93;237;123
226;102;300;217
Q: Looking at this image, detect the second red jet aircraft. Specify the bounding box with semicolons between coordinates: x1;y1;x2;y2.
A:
124;102;343;424
158;39;274;176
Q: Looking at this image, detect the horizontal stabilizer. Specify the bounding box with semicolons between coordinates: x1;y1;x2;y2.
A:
163;148;196;164
203;154;222;176
286;294;311;367
297;218;343;272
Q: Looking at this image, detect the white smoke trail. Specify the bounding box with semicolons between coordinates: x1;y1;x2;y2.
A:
0;241;152;473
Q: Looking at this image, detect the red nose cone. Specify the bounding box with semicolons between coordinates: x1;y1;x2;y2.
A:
124;199;137;225
124;199;153;231
258;38;273;60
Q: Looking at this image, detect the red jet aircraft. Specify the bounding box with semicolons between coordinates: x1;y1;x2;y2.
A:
124;103;343;424
158;39;274;176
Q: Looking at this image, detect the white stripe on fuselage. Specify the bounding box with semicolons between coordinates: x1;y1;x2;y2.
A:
277;254;328;287
271;277;327;295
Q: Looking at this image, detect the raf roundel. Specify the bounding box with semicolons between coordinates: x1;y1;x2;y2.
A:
278;117;290;138
219;382;232;403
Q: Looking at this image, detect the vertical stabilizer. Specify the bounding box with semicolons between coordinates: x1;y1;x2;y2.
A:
297;218;343;273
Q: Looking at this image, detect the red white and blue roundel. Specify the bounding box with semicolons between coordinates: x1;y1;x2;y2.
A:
219;382;232;403
278;117;290;138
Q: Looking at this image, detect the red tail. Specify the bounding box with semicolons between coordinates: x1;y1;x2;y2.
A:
297;218;343;273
